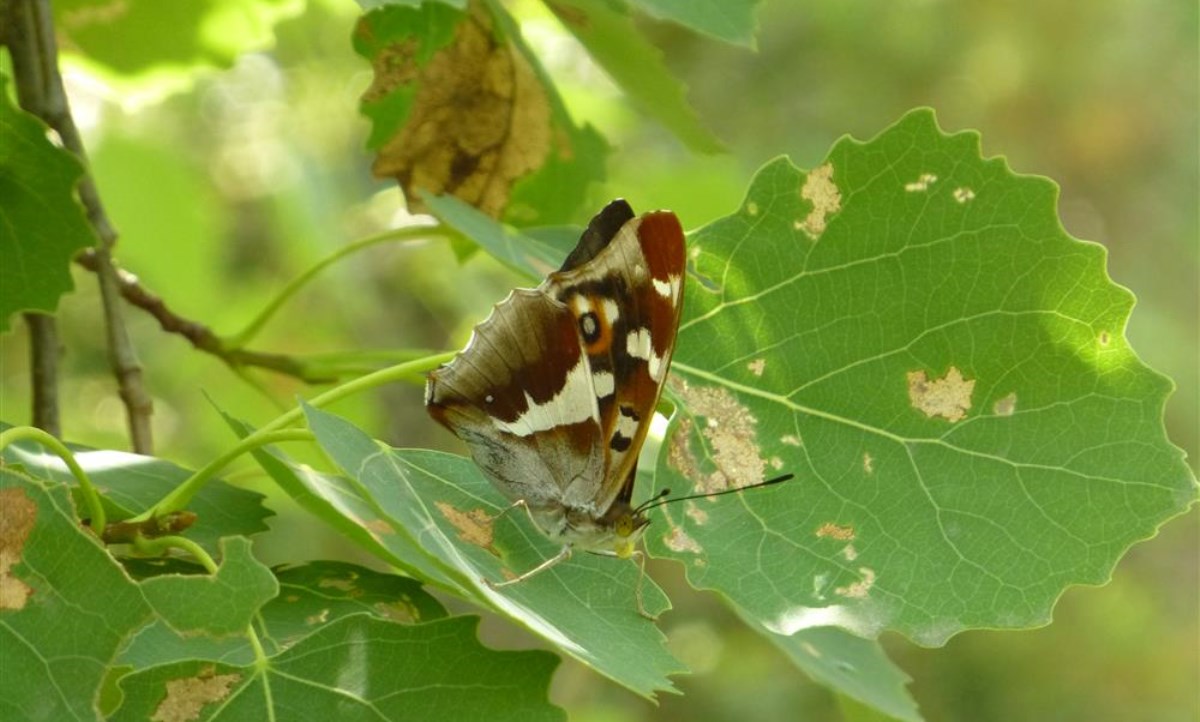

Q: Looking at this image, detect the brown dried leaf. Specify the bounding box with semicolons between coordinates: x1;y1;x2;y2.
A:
368;2;551;218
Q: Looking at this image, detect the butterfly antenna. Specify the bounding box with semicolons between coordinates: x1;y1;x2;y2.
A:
637;473;793;513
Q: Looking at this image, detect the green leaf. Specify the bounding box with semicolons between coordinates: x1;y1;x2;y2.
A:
628;0;762;47
0;471;152;722
112;616;564;722
118;560;446;670
423;194;575;279
548;0;723;153
646;109;1197;646
0;74;96;333
302;404;685;698
139;537;277;637
1;426;273;555
217;410;475;596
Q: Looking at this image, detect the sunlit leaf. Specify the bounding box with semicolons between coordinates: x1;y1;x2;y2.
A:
645;109;1197;647
0;75;96;332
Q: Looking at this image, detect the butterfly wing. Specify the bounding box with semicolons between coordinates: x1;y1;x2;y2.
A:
426;201;685;523
425;288;606;511
543;208;686;514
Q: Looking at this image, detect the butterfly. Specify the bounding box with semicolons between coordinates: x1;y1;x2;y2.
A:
425;199;685;608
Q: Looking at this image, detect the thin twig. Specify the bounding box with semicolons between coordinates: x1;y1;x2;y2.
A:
74;252;339;383
23;314;62;436
8;0;154;453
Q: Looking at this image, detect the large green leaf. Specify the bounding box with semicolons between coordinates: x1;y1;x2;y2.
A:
0;75;96;333
1;427;273;555
0;471;152;722
301;404;685;698
646;109;1197;645
111;615;564;722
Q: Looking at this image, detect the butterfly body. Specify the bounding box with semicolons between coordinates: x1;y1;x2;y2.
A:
426;200;685;560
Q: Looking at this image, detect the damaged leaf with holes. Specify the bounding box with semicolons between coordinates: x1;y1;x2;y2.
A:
648;109;1196;652
354;0;605;225
0;472;152;721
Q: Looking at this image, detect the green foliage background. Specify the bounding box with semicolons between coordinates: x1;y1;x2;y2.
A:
1;0;1195;720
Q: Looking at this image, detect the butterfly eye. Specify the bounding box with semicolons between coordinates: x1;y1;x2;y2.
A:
579;312;601;342
615;516;634;537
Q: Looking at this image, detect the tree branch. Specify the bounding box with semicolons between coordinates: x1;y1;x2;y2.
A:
5;0;63;436
22;314;62;436
75;252;338;384
7;0;154;453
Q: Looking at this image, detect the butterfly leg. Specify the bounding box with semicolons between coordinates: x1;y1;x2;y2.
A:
485;544;573;588
632;550;659;621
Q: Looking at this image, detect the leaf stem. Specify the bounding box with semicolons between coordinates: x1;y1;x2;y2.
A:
226;225;455;349
134;351;456;521
135;429;316;523
133;534;218;574
0;425;105;534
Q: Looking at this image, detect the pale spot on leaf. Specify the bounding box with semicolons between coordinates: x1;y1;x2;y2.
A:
436;501;496;554
816;522;856;541
746;201;759;216
1098;330;1112;347
318;576;356;592
842;544;858;562
993;392;1017;417
365;519;394;535
684;501;709;525
670;379;766;494
907;367;975;422
780;434;802;447
663;526;703;554
747;358;766;376
905;172;938;192
862;452;874;474
0;488;36;611
799;163;841;239
769;456;784;470
152;667;240;722
835;568;876;599
953;186;976;203
305;609;330;625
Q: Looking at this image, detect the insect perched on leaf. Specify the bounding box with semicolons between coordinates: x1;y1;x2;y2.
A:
426;200;790;616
